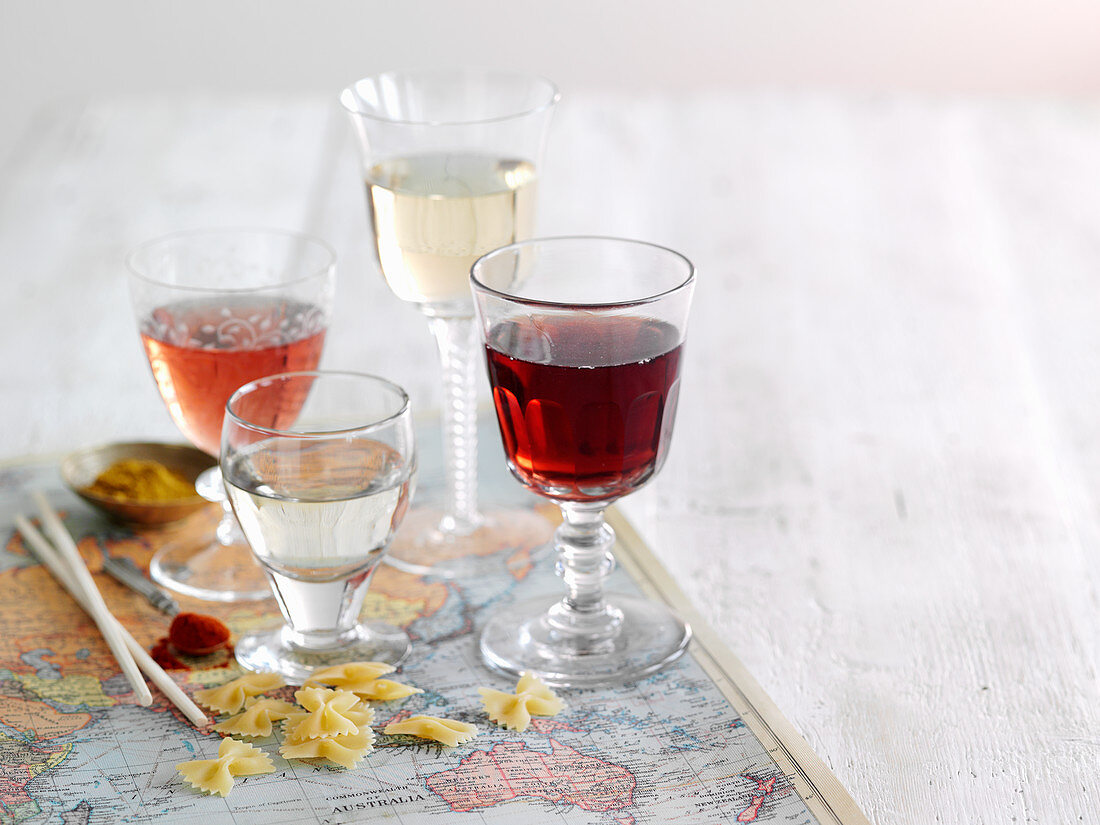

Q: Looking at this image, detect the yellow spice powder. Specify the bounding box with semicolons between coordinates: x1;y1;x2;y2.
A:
85;459;197;502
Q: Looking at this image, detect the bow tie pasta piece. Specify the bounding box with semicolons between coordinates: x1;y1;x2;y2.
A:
176;737;274;797
383;715;478;747
281;727;376;769
178;756;234;798
194;672;285;715
514;672;565;716
352;678;423;701
479;689;535;733
302;661;395;691
214;698;297;738
303;662;420;700
295;686;362;715
479;672;564;732
284;687;369;743
282;703;375;746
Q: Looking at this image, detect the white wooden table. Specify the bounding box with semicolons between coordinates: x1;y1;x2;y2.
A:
3;92;1099;824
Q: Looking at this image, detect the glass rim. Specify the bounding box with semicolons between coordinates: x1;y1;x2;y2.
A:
340;68;560;127
470;235;696;310
126;227;337;295
224;370;411;440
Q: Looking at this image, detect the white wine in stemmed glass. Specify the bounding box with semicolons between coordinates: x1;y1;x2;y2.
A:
366;154;537;305
341;70;558;578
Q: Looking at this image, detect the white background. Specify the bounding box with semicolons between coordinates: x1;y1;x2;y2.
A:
3;0;1100;164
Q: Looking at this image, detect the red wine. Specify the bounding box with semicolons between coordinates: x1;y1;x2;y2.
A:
140;298;326;455
485;316;682;502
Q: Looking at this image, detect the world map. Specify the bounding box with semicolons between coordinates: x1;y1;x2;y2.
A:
0;457;825;825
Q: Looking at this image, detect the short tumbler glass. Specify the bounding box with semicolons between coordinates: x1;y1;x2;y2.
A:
222;370;417;682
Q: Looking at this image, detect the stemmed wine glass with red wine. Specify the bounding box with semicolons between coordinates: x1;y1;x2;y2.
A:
471;236;695;687
127;229;335;602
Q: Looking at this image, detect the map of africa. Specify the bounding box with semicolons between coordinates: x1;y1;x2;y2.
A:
0;454;832;825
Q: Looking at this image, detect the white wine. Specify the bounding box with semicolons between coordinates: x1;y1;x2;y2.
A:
365;153;537;305
224;439;414;580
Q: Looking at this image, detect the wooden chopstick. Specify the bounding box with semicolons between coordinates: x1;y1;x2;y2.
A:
15;513;209;727
29;492;152;707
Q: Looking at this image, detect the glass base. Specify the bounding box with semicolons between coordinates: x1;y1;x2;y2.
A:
479;592;692;688
150;538;272;602
385;505;553;579
234;621;412;684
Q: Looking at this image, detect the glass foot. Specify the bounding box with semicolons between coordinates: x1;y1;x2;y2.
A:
385;506;553;579
234;621;412;684
150;539;272;602
479;592;692;688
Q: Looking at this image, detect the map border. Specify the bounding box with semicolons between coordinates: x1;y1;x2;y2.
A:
605;509;872;825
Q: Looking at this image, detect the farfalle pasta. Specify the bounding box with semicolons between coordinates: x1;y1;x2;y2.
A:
351;678;423;701
194;672;285;715
283;687;374;744
280;728;375;769
213;697;297;738
303;661;421;702
479;672;564;732
303;661;395;691
176;737;274;797
281;704;376;744
383;715;478;747
275;687;376;768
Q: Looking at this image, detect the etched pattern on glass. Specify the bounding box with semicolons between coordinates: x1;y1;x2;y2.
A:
142;301;327;350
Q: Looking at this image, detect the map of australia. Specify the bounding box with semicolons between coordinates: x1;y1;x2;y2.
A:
427;739;636;814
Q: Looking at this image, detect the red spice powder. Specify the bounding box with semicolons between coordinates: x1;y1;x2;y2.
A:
168;612;230;655
150;637;187;670
149;638;235;671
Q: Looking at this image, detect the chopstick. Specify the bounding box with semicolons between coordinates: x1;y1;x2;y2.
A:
29;492;151;706
15;509;209;727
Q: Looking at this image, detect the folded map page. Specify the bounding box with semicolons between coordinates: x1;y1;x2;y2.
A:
0;452;869;825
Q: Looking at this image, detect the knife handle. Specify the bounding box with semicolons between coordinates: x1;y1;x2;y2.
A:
102;555;180;616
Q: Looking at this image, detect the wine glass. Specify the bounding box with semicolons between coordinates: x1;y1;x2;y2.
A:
340;69;559;578
127;229;336;601
470;237;695;687
223;371;416;681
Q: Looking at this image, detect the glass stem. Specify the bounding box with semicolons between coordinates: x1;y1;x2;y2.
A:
194;466;246;546
547;503;622;648
268;567;374;649
426;315;482;536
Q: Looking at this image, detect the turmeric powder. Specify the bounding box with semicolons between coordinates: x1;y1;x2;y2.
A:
85;459;197;502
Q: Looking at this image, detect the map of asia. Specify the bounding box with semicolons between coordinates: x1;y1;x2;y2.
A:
0;456;854;825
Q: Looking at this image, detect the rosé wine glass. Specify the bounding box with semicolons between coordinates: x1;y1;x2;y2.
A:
471;237;694;687
128;229;335;602
341;69;558;578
